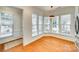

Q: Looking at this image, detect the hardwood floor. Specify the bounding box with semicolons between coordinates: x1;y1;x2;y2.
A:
0;44;4;52
5;36;77;52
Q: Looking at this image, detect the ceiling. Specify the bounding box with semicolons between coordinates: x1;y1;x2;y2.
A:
35;6;63;11
17;6;65;12
36;6;59;11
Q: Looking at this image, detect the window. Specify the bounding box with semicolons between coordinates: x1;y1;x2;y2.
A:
32;14;71;37
52;16;59;33
32;14;38;37
0;13;13;38
38;16;43;34
44;17;50;33
61;14;71;34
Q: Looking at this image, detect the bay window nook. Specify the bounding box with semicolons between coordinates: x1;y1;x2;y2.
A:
32;14;71;37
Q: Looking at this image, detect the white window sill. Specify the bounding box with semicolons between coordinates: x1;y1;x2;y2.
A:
44;32;75;41
0;33;12;39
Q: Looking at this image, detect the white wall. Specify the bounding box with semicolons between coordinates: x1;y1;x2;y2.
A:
18;6;44;46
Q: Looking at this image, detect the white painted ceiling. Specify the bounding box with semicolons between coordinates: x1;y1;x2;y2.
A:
35;6;62;11
34;6;65;11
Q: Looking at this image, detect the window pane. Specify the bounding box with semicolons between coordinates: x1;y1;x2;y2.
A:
61;14;71;24
52;16;59;33
44;24;50;33
44;17;50;33
0;13;13;38
44;17;50;24
32;14;38;37
61;25;70;34
38;16;43;34
32;25;37;32
39;16;43;24
32;14;37;24
32;31;38;37
1;25;12;35
61;14;71;34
